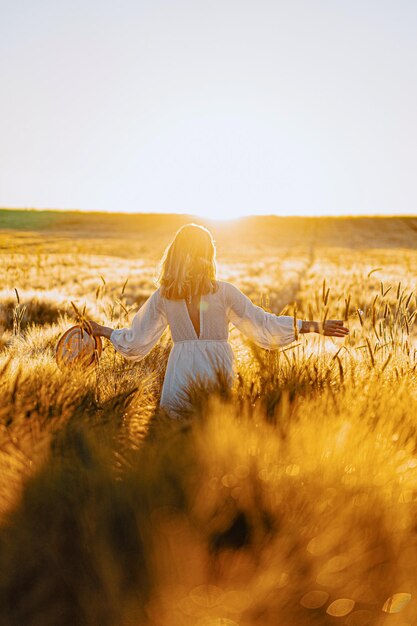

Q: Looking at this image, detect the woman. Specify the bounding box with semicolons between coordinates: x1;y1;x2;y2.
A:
89;224;349;417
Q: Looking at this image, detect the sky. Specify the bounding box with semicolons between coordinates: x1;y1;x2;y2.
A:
1;0;417;220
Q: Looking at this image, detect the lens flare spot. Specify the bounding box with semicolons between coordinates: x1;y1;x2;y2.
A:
286;464;300;476
235;465;249;479
335;422;352;447
222;474;238;488
307;528;340;556
277;572;289;589
300;590;329;609
190;585;224;608
382;593;411;613
326;598;355;616
397;458;417;473
323;554;350;572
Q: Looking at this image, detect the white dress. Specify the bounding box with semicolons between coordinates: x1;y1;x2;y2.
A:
110;280;302;417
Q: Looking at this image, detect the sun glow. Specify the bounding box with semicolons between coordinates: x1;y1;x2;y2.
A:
192;208;250;222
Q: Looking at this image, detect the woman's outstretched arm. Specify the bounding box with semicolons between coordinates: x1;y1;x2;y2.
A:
88;289;168;360
223;282;348;348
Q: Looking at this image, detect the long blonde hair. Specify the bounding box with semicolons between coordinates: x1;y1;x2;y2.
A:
158;224;218;301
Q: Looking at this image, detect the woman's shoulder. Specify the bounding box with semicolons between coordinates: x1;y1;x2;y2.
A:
213;280;242;301
214;279;233;290
213;280;231;294
148;287;167;309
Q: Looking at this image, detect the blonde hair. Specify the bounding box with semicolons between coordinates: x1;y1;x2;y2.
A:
158;223;218;301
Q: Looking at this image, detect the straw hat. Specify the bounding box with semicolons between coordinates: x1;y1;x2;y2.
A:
56;325;102;369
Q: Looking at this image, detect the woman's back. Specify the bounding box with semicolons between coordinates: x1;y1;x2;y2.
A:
163;282;229;343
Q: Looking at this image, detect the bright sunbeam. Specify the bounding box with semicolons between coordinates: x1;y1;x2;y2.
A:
192;208;252;221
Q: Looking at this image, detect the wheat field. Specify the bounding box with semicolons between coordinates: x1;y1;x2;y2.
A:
1;210;417;626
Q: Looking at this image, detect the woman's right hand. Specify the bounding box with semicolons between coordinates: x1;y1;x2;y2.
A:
301;320;349;337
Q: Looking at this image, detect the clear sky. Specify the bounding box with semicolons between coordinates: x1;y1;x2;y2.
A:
1;0;417;220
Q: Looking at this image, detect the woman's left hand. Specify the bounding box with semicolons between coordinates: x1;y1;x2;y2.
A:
301;320;349;337
321;320;350;337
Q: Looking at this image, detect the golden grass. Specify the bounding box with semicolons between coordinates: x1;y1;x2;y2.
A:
0;213;417;625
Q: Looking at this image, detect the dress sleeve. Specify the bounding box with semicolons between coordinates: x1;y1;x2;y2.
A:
223;282;302;349
110;289;168;360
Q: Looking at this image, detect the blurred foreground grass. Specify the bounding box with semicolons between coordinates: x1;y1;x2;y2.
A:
0;211;417;625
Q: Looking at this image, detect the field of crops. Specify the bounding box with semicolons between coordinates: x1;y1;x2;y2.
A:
1;210;417;626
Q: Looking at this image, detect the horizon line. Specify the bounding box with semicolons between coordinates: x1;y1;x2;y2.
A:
1;207;416;220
